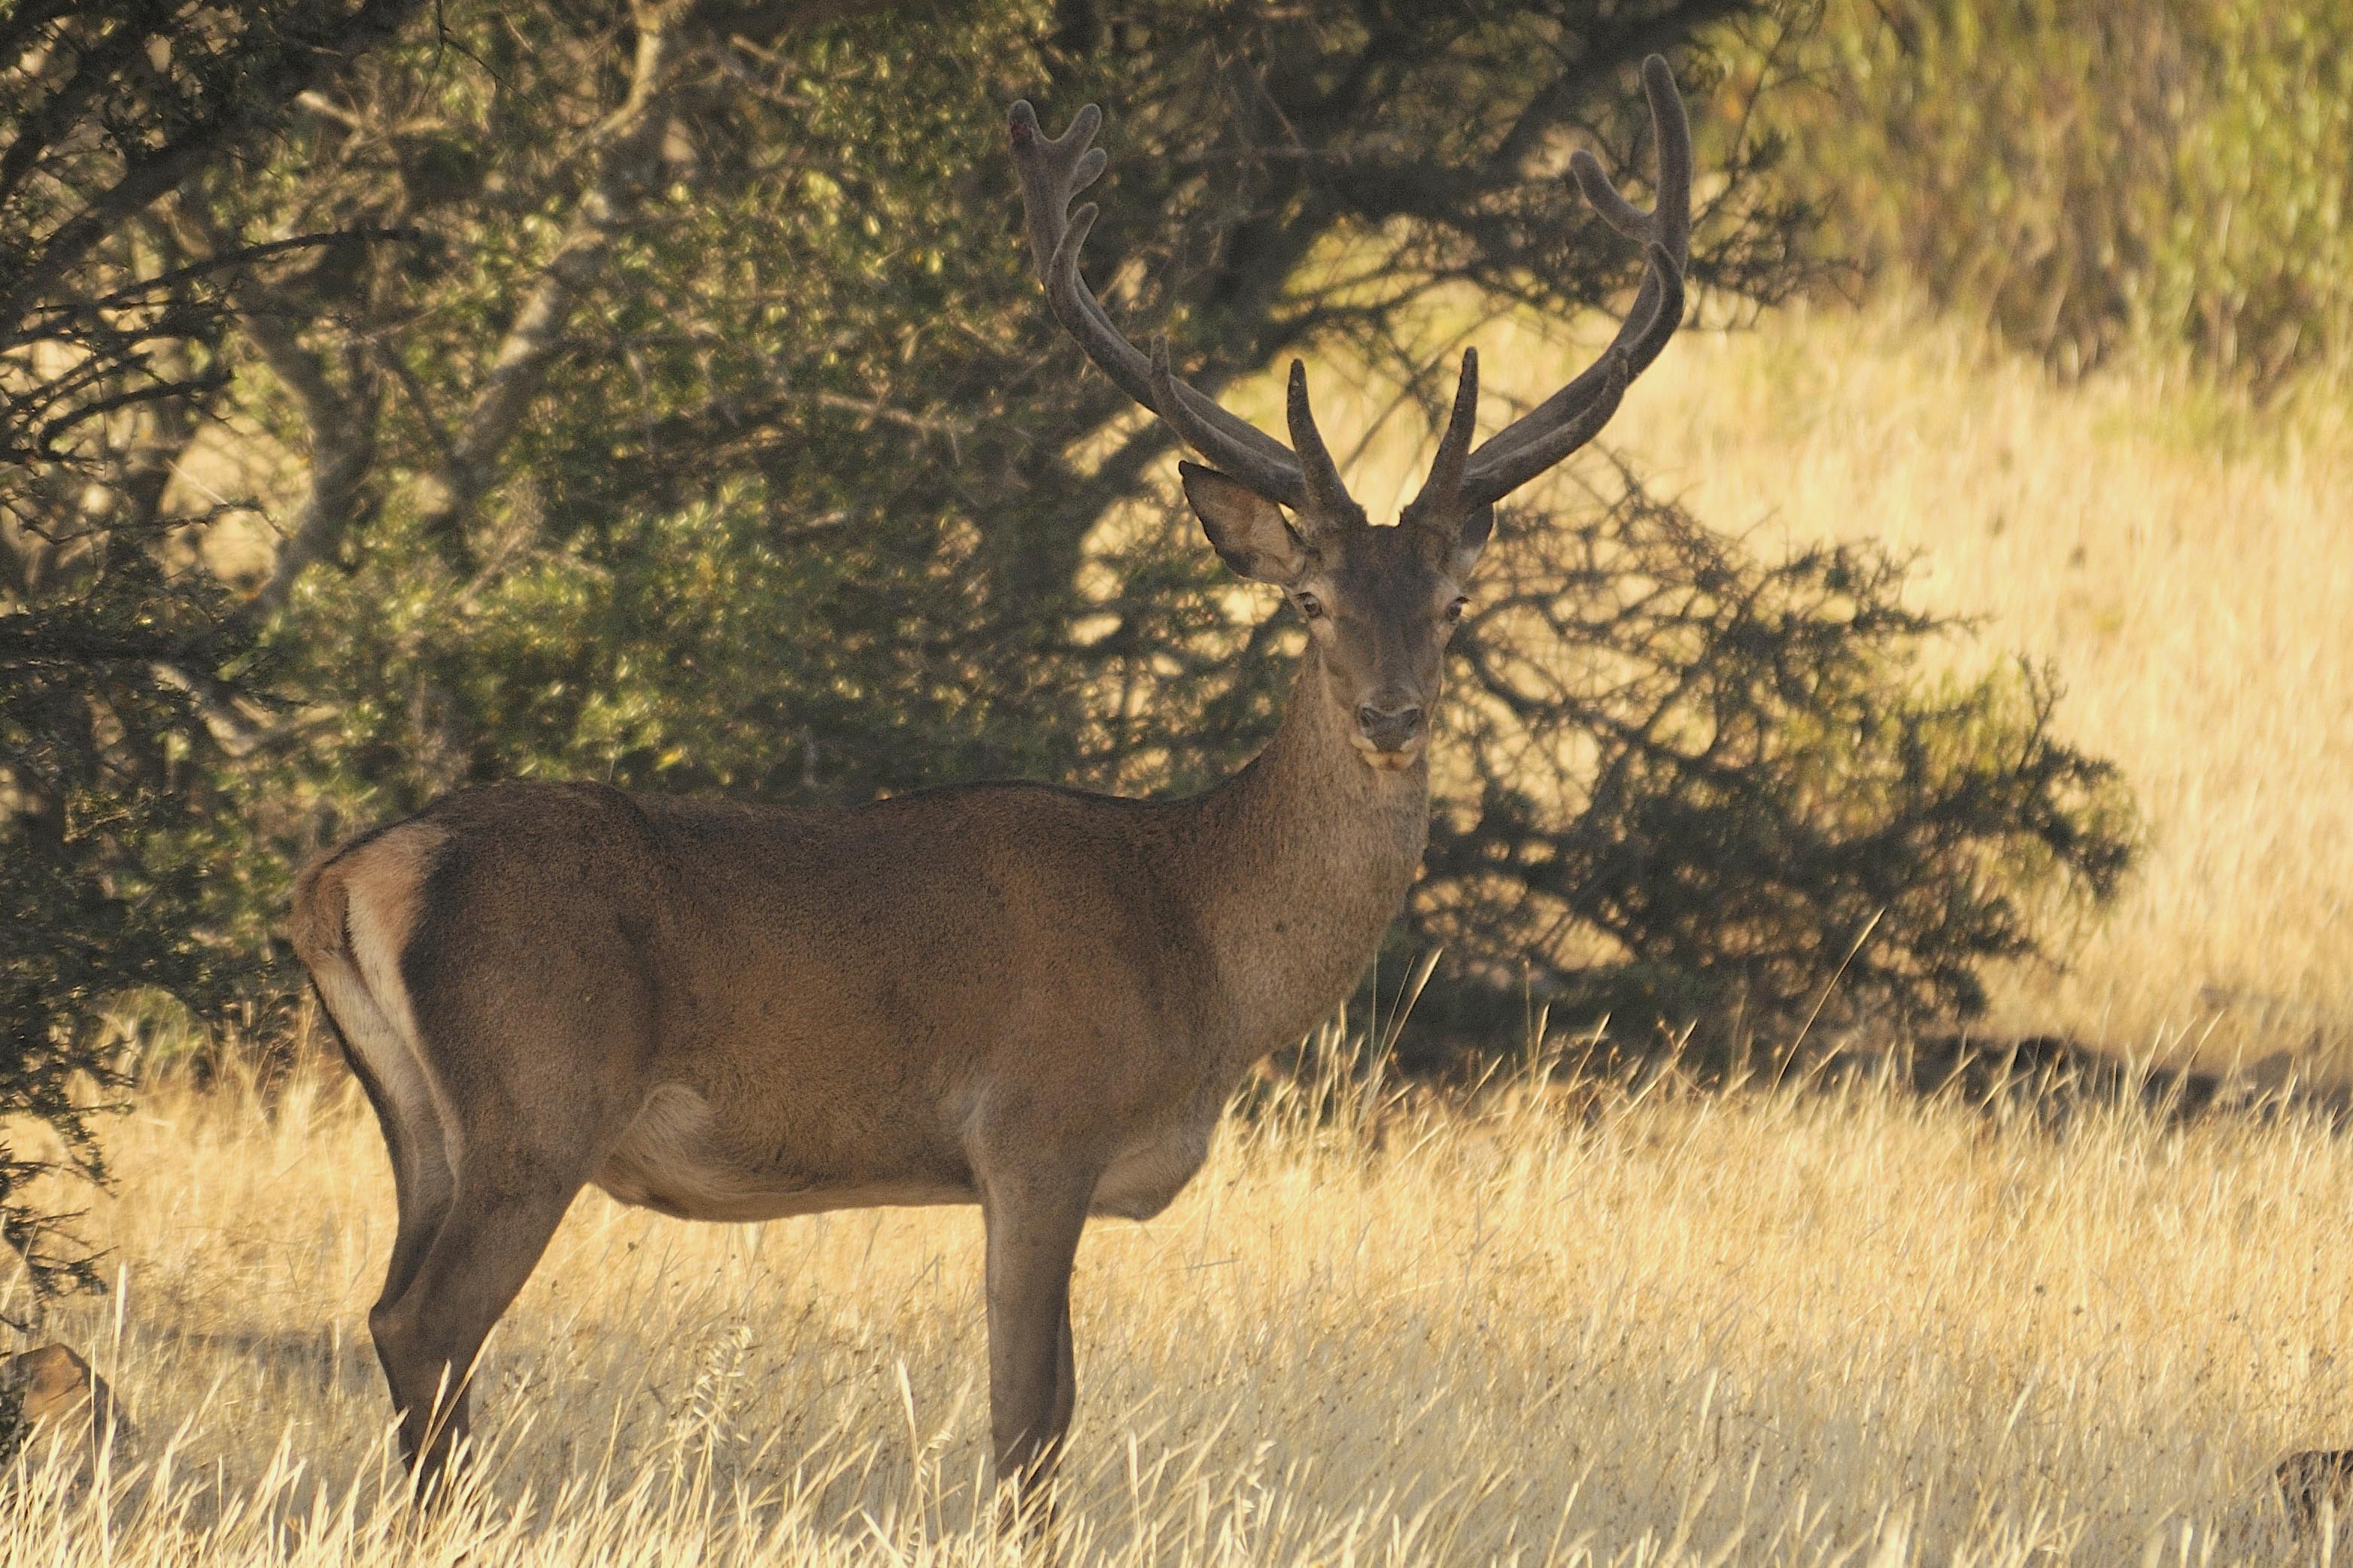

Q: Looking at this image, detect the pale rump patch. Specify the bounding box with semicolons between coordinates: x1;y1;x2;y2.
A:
306;824;460;1204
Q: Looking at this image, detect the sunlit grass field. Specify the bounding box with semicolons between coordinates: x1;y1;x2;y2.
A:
12;305;2353;1563
13;1041;2353;1565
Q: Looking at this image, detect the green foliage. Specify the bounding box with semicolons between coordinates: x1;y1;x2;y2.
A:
0;577;252;1303
1757;0;2353;386
0;2;416;1303
229;0;1805;839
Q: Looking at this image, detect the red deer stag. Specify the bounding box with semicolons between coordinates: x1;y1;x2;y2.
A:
290;56;1692;1503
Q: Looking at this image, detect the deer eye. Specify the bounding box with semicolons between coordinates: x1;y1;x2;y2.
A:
1444;597;1468;623
1295;591;1325;620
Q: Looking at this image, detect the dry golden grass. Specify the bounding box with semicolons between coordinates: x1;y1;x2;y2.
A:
10;1045;2353;1566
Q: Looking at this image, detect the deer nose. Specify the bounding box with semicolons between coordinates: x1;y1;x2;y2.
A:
1356;702;1424;752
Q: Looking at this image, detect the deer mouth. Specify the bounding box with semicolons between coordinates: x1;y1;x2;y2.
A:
1352;735;1426;771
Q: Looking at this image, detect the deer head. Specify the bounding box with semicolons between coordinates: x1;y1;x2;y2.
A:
1009;57;1691;770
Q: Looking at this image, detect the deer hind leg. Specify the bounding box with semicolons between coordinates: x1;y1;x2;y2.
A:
369;1149;585;1493
300;906;460;1439
363;965;639;1491
299;827;463;1320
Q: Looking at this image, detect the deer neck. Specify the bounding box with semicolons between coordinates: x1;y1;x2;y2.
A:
1182;647;1431;1059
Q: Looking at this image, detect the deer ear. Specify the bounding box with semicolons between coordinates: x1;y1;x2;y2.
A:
1453;505;1495;578
1180;462;1307;584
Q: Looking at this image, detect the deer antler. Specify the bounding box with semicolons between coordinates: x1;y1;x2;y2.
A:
1010;54;1692;545
1008;99;1356;528
1403;54;1693;537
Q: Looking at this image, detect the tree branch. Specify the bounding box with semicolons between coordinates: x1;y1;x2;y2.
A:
1489;0;1747;177
0;0;427;329
411;0;701;562
239;287;382;617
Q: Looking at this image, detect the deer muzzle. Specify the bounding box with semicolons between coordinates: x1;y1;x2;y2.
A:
1354;699;1425;763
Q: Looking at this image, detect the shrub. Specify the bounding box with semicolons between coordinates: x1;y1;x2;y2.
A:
1755;0;2353;388
1410;475;2138;1060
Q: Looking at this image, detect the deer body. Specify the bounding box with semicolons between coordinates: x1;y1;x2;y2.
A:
302;652;1421;1227
294;56;1693;1509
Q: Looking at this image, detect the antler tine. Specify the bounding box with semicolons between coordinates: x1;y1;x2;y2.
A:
1448;55;1694;513
1008;101;1105;271
1401;349;1480;529
1571;53;1691;379
1285;360;1351;517
1569;58;1692;274
1456;244;1683;508
1009;100;1314;512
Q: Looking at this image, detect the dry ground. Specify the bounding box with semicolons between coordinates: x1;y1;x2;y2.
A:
10;1047;2353;1566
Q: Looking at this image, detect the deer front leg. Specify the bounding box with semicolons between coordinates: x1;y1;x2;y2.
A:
980;1166;1093;1530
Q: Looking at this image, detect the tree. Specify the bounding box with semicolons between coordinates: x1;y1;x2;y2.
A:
220;0;2124;1056
4;0;958;1301
192;1;1799;894
1755;0;2353;388
7;0;2136;1202
0;0;429;1304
